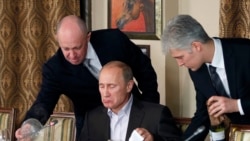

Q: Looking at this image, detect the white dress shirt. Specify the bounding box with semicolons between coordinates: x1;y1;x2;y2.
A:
107;95;133;141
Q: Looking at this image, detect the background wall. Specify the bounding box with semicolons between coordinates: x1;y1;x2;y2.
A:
91;0;220;117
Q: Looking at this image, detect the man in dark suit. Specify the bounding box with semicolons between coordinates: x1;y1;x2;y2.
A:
79;61;181;141
15;15;159;140
161;14;250;141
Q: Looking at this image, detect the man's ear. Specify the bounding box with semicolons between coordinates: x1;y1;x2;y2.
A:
191;41;202;52
87;32;91;41
127;80;134;92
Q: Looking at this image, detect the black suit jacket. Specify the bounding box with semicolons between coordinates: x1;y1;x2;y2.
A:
79;98;181;141
184;38;250;140
24;29;159;137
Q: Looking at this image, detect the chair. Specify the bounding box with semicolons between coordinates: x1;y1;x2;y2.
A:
36;112;76;141
228;124;250;141
174;117;192;133
0;107;16;141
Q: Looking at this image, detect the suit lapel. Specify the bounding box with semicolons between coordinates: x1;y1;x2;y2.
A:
102;107;111;140
125;100;144;141
189;64;216;98
221;41;237;98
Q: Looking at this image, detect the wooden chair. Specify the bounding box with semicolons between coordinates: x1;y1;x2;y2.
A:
35;112;76;141
228;124;250;141
0;107;16;141
174;117;192;133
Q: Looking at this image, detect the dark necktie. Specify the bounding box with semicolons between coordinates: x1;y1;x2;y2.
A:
209;65;227;96
84;59;99;79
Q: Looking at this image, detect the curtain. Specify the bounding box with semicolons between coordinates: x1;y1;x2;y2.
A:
220;0;250;38
0;0;80;127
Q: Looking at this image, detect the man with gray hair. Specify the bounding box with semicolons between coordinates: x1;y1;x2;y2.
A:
162;15;250;140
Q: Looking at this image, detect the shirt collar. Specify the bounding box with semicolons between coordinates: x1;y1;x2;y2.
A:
85;42;96;60
107;94;133;117
207;38;224;69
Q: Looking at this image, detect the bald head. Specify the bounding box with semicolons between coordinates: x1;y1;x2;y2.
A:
56;15;90;65
56;15;88;39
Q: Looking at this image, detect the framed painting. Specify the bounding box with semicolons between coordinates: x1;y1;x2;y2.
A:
138;45;150;57
80;0;92;30
108;0;162;40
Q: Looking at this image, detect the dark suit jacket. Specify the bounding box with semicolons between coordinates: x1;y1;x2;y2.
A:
183;38;250;140
79;98;181;141
24;29;159;138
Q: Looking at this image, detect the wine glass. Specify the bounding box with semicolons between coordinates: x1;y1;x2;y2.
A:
0;129;10;141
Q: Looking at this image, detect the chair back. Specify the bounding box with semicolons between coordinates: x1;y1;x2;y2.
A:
229;124;250;141
35;112;76;141
0;107;16;141
174;117;192;133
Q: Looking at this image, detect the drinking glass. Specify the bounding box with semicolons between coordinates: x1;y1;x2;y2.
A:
19;118;43;140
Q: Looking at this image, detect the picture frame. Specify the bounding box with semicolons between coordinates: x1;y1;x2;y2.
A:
80;0;92;30
138;44;150;57
108;0;162;40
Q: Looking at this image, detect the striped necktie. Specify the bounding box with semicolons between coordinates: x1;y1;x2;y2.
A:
84;59;99;79
209;65;227;96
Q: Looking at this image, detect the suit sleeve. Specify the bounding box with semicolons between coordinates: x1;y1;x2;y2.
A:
24;61;62;124
182;66;216;140
117;29;160;103
182;90;210;141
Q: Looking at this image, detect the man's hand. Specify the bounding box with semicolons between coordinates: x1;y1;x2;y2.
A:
209;114;225;126
15;123;33;141
135;128;153;141
207;96;238;117
15;128;24;141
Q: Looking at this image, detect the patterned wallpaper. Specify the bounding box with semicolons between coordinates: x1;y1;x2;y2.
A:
220;0;250;38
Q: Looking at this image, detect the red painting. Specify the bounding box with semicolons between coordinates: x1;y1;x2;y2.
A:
109;0;155;33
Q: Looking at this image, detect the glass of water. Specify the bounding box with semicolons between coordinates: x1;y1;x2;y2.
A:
19;118;43;140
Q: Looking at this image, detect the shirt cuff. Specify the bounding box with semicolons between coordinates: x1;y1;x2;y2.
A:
238;99;244;115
